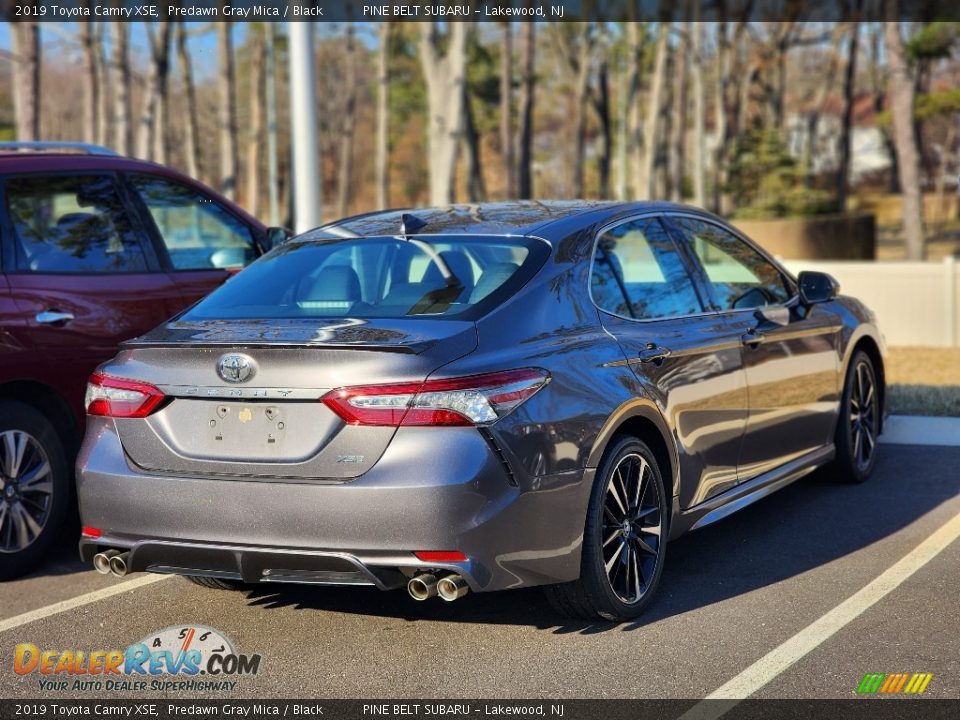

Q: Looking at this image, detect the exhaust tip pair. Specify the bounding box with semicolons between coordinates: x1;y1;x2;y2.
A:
408;573;469;602
93;550;130;577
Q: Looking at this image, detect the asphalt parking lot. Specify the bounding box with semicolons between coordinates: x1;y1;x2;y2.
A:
2;442;958;701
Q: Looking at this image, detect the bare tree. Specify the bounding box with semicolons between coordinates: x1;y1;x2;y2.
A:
110;21;131;155
463;82;487;202
836;17;861;212
335;23;358;218
419;22;470;205
10;22;41;141
590;57;612;198
640;22;669;199
80;20;100;144
218;18;239;200
690;18;706;207
137;17;173;162
175;22;200;178
625;20;645;199
376;23;391;209
246;25;266;216
553;23;596;198
668;26;689;202
884;14;924;259
517;18;536;199
500;22;515;198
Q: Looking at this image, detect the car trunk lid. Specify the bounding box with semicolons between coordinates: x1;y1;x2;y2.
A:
105;318;477;480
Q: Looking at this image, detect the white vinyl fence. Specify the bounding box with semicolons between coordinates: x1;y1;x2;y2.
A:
782;257;960;348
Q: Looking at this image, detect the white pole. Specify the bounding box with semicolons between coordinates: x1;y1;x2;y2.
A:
288;19;321;233
265;23;280;228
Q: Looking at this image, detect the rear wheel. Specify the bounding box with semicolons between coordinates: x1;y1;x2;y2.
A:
0;401;69;581
833;350;880;483
545;436;668;621
184;575;248;591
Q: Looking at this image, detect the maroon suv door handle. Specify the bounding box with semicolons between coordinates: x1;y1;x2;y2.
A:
35;310;75;326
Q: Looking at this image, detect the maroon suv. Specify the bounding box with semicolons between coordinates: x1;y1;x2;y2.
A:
0;143;272;579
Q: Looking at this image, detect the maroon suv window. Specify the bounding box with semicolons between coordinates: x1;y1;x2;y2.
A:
5;174;150;274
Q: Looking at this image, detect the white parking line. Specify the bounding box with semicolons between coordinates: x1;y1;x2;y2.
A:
0;574;172;634
680;508;960;719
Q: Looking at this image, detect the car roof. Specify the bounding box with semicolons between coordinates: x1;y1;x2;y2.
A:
310;200;718;243
0;153;266;232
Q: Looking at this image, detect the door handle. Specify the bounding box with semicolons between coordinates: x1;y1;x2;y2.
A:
35;310;75;326
741;328;764;348
638;343;672;364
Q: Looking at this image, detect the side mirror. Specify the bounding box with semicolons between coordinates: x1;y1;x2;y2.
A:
262;226;292;252
798;271;839;306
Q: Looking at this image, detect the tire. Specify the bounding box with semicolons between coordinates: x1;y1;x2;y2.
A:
832;350;880;483
185;575;248;591
545;435;669;622
0;401;70;581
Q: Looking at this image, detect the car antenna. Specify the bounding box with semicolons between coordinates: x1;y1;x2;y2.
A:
399;213;428;238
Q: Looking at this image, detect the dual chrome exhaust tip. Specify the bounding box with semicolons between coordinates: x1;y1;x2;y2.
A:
407;573;469;602
93;550;130;578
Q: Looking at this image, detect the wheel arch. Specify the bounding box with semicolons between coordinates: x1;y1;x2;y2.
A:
843;331;886;432
587;400;680;501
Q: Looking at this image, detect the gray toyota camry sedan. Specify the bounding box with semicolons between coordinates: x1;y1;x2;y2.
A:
77;201;885;621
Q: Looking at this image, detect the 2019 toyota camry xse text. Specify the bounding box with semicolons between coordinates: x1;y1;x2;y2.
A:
77;202;885;621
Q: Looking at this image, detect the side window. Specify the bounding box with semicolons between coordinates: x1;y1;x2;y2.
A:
674;218;791;311
591;217;703;320
129;174;255;270
5;174;150;274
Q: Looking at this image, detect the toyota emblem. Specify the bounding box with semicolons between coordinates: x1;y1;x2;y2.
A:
217;354;256;384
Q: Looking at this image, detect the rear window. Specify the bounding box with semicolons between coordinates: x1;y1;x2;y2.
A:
183;235;548;321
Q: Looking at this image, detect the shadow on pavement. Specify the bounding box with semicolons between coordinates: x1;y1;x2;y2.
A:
239;445;960;633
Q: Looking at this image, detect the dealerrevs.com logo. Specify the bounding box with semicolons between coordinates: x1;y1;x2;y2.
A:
13;625;262;693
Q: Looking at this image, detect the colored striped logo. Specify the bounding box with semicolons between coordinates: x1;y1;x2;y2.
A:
857;672;933;695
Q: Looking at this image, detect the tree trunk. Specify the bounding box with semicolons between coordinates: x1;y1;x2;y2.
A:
464;82;487;202
376;23;391;209
137;19;172;162
335;24;358;218
517;18;536;199
419;22;470;206
80;20;99;144
884;15;924;260
669;27;689;202
175;22;200;179
691;19;706;207
94;24;109;146
640;23;669;199
246;25;266;217
836;20;860;212
626;20;644;199
500;22;515;199
110;21;131;155
10;22;41;142
593;59;612;199
218;19;239;200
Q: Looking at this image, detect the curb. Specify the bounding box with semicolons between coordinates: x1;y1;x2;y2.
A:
879;415;960;447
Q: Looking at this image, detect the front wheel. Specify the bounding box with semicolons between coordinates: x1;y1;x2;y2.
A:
545;436;668;622
832;350;880;483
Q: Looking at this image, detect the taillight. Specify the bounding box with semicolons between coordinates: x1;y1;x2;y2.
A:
85;372;166;418
322;368;549;427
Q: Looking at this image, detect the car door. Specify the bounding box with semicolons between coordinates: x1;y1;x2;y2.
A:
666;215;841;481
1;172;185;419
125;173;260;308
591;215;749;509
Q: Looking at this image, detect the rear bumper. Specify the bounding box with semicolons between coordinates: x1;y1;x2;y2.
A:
76;419;593;592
